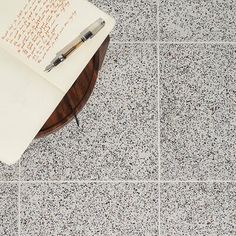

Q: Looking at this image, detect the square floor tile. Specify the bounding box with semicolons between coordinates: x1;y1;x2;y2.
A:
0;183;18;236
161;182;236;235
20;182;159;236
0;161;19;181
91;0;158;41
20;43;158;181
160;44;236;180
160;0;236;41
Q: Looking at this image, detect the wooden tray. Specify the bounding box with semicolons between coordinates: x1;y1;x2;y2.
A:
36;36;110;138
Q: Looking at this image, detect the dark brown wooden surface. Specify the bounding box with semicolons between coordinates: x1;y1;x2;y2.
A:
36;36;110;138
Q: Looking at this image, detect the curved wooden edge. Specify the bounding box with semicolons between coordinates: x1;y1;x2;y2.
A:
98;36;110;70
36;55;99;139
35;36;110;138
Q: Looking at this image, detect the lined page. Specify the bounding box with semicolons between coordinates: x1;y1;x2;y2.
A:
0;47;64;165
1;0;77;64
0;0;115;92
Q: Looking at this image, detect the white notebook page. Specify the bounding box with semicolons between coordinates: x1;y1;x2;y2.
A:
0;0;115;92
0;47;64;165
0;0;115;164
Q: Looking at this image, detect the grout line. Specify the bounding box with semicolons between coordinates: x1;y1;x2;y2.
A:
1;180;236;184
18;160;21;236
158;43;161;236
110;41;158;44
12;180;160;184
160;180;236;183
18;182;21;236
156;0;161;234
0;180;159;184
110;41;236;44
160;41;236;44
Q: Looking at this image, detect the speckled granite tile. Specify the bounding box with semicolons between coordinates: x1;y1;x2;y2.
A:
161;182;236;235
90;0;133;5
133;0;157;5
0;183;18;236
160;0;236;41
20;182;159;236
20;43;158;181
160;44;236;181
90;0;158;41
0;161;19;181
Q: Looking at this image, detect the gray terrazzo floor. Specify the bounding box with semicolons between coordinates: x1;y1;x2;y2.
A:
1;0;236;235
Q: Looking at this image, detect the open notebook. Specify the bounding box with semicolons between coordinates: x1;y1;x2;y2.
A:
0;0;115;164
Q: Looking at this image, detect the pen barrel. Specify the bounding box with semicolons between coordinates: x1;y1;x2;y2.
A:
46;18;105;72
81;31;93;41
63;41;83;58
53;55;65;66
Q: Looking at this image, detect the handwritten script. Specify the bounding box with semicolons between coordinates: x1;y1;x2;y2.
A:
1;0;77;64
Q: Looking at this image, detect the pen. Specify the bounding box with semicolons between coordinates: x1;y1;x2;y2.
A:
45;18;105;72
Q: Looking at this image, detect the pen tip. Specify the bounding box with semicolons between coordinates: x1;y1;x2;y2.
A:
45;64;54;72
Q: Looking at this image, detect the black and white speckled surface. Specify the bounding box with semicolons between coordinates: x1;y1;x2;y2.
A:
160;0;236;41
90;0;158;42
0;184;18;236
0;161;19;181
161;183;236;235
1;0;236;235
160;44;236;181
20;43;158;181
20;183;159;235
